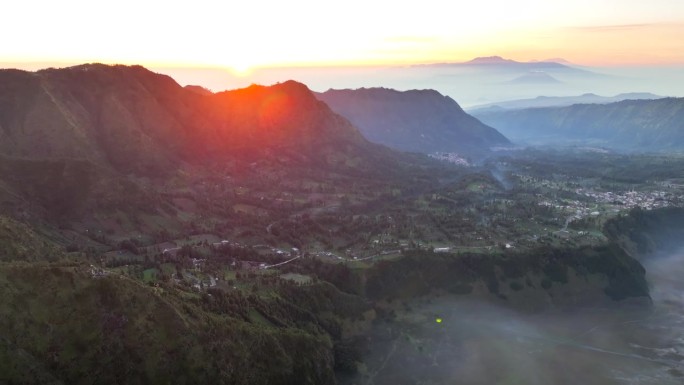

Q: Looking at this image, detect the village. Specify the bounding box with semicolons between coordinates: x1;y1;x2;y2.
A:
538;188;678;223
79;152;684;299
429;152;471;166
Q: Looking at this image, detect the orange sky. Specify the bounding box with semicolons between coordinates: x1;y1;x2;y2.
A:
3;0;684;72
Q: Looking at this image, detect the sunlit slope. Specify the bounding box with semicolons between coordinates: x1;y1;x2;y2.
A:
0;64;404;175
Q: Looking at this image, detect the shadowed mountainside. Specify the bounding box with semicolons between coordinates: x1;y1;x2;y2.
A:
0;262;370;385
468;92;663;113
604;207;684;259
473;97;684;149
316;87;509;156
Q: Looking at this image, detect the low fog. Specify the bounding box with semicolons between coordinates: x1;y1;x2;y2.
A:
343;245;684;385
155;65;684;108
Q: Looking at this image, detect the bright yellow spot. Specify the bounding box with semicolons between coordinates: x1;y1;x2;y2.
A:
229;61;253;77
3;0;684;68
436;318;442;323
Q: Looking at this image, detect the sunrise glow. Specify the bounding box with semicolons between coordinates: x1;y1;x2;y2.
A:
3;0;684;69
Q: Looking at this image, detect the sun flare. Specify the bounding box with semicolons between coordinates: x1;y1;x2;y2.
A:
228;61;254;77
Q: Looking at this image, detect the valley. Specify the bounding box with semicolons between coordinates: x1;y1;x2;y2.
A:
1;64;684;384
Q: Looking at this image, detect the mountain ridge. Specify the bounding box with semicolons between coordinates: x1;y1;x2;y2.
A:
315;87;510;156
0;64;381;175
468;92;664;112
420;56;584;72
473;97;684;149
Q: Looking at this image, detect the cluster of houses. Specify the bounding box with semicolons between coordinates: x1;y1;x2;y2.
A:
575;188;676;211
538;187;679;226
89;264;108;278
429;152;471;166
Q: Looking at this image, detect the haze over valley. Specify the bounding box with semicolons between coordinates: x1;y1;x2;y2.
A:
131;57;684;108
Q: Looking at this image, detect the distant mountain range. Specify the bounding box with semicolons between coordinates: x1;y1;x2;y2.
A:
316;87;509;156
421;56;594;74
395;56;621;107
152;55;673;109
532;58;575;65
473;98;684;150
468;92;664;112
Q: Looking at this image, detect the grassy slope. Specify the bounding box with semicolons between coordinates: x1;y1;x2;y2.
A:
0;216;63;262
0;262;375;384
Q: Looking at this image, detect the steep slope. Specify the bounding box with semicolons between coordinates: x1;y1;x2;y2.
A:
202;81;368;161
604;207;684;259
316;87;509;155
473;98;684;149
0;65;195;174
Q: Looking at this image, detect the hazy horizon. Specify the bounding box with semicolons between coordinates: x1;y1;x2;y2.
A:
4;1;684;70
4;58;683;107
5;0;684;107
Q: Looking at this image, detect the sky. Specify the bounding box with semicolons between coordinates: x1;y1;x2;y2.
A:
3;0;684;73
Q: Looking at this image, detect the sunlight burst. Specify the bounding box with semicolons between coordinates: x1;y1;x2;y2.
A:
228;60;253;76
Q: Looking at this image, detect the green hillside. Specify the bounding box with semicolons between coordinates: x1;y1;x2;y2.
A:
474;98;684;149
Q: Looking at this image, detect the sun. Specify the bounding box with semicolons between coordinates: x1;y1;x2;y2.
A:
229;61;254;76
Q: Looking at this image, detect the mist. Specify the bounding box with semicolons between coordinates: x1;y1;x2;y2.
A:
343;245;684;385
154;64;684;108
